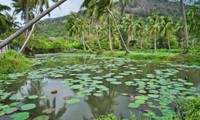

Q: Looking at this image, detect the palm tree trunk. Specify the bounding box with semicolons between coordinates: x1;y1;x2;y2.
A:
81;34;86;50
19;24;36;53
154;35;157;50
19;1;43;53
167;36;171;50
180;0;189;54
108;17;113;52
0;0;68;49
107;8;129;54
95;24;102;50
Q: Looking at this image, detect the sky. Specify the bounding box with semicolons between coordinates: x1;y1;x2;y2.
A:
0;0;84;23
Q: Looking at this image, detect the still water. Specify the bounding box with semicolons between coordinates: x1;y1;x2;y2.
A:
1;54;200;120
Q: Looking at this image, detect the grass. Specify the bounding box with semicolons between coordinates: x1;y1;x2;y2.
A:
99;50;200;66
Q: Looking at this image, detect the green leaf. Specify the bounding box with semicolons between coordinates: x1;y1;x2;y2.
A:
66;98;80;104
20;103;36;111
11;112;29;120
28;95;39;99
33;115;49;120
128;103;140;108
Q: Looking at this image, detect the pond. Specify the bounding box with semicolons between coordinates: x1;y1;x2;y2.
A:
0;54;200;120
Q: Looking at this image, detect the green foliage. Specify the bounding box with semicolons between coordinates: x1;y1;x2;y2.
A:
96;114;117;120
178;95;200;120
0;50;33;79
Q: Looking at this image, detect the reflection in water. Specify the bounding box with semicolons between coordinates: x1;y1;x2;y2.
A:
1;55;200;120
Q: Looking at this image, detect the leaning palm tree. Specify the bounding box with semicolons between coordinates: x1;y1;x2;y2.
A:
0;0;67;49
19;0;58;53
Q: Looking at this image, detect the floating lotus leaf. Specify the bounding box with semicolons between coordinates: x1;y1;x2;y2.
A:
114;76;123;79
125;81;134;86
28;95;39;99
135;100;145;104
4;107;18;114
106;78;117;82
122;93;128;96
184;82;194;86
66;98;80;104
135;96;149;100
33;115;49;120
128;103;140;108
10;102;20;107
138;90;147;94
92;77;103;80
148;94;159;98
93;93;103;97
11;112;29;120
70;85;83;90
110;81;122;85
20;103;36;111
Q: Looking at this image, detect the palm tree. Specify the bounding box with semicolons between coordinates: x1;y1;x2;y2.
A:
160;16;172;50
82;0;129;53
148;13;160;50
65;13;92;52
19;0;58;53
180;0;189;54
0;0;67;49
0;4;11;36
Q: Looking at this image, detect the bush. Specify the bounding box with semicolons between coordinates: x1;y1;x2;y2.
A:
0;50;33;79
177;96;200;120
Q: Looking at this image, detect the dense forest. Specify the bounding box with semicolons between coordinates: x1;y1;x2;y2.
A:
0;0;200;120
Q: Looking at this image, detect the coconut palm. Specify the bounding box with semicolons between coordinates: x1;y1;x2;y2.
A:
180;0;189;54
0;0;67;49
148;13;160;50
19;0;58;53
0;4;11;35
81;0;129;53
160;16;173;50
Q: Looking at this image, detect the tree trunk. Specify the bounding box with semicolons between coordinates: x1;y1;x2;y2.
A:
108;17;113;52
95;24;102;50
167;35;171;50
19;24;36;53
192;38;195;51
20;1;43;53
154;35;157;50
180;0;189;54
81;33;86;50
107;8;129;54
0;0;68;49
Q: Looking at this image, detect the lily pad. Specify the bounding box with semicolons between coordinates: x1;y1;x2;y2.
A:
20;103;36;111
33;115;49;120
28;95;39;99
66;98;80;104
128;103;140;109
11;112;29;120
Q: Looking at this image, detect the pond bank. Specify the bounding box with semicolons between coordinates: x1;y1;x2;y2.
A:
75;50;200;66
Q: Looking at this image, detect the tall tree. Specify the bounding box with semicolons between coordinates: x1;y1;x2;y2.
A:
148;13;160;50
0;4;11;36
180;0;189;54
0;0;67;49
81;0;129;53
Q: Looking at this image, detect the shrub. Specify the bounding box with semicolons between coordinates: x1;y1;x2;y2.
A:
177;96;200;120
0;50;33;79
